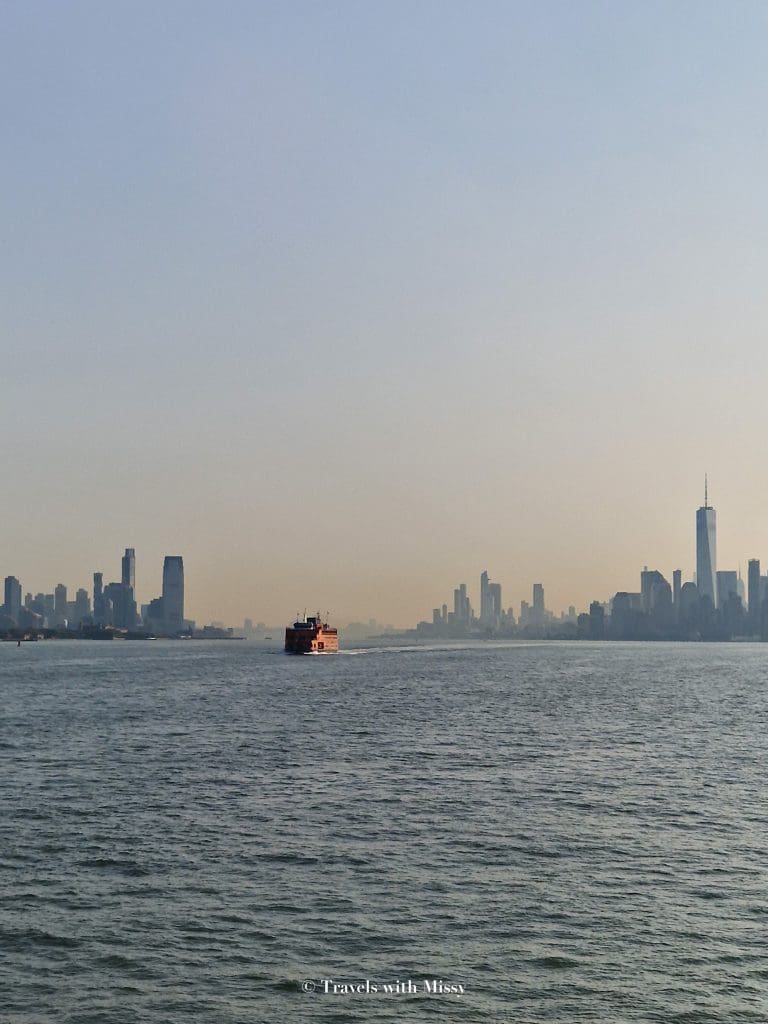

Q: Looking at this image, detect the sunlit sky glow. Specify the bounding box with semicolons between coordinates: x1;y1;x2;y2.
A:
3;1;768;625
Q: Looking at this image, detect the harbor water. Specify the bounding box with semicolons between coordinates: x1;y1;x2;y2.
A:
2;640;767;1022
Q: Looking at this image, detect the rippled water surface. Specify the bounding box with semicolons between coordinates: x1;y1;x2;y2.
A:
2;640;768;1022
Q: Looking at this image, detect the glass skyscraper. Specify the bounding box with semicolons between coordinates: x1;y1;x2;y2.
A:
162;556;184;632
121;547;136;592
696;499;717;608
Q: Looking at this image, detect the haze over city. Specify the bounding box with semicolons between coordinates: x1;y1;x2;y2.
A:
4;2;768;626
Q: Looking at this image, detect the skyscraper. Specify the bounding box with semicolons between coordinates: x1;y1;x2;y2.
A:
121;547;136;593
104;582;138;629
162;556;185;632
716;570;738;609
479;570;502;629
696;479;717;608
480;571;490;624
453;583;470;627
748;559;761;635
641;569;670;616
4;576;22;625
93;572;105;625
73;588;90;625
54;583;68;626
489;582;502;624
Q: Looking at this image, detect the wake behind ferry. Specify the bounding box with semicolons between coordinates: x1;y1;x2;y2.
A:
284;614;339;654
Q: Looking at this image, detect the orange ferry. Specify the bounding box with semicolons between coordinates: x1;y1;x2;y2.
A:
284;614;339;654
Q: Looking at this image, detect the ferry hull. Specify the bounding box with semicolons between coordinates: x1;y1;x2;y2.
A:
284;617;339;654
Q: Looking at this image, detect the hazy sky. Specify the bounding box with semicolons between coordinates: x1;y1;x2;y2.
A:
3;1;768;626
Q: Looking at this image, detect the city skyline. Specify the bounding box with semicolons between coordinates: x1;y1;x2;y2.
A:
417;483;766;639
3;481;768;633
1;547;187;636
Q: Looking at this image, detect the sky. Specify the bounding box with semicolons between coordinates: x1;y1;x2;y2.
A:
3;1;768;627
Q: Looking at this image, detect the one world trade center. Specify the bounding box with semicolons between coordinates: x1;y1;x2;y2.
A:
696;478;717;608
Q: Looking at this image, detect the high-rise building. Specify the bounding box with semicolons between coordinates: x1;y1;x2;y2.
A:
145;597;165;632
39;594;54;626
480;571;490;624
452;583;470;627
104;582;138;629
54;584;68;626
162;556;185;632
73;588;91;625
4;576;22;625
641;568;669;614
672;569;682;608
696;480;717;608
716;570;739;609
93;572;105;625
479;571;502;629
639;569;672;629
121;548;136;593
679;581;699;631
589;601;605;639
748;559;761;634
489;582;501;622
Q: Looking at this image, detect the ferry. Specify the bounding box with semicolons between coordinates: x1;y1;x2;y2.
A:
284;614;339;654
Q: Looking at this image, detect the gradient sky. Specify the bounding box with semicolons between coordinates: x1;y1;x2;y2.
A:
3;1;768;626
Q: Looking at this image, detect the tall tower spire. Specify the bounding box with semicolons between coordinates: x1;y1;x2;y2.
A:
696;482;717;607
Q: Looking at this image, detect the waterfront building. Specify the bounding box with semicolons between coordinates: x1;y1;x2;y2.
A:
73;588;90;625
672;569;682;609
489;583;501;622
104;582;138;630
696;481;717;608
641;568;663;614
4;576;22;625
121;548;136;593
678;581;699;632
93;572;106;625
610;592;635;637
162;556;185;632
588;601;605;639
480;571;502;630
145;597;165;632
54;584;68;626
42;594;54;624
639;569;673;629
748;559;761;634
716;570;739;610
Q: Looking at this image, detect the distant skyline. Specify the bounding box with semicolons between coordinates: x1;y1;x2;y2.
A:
4;3;768;625
2;482;765;629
